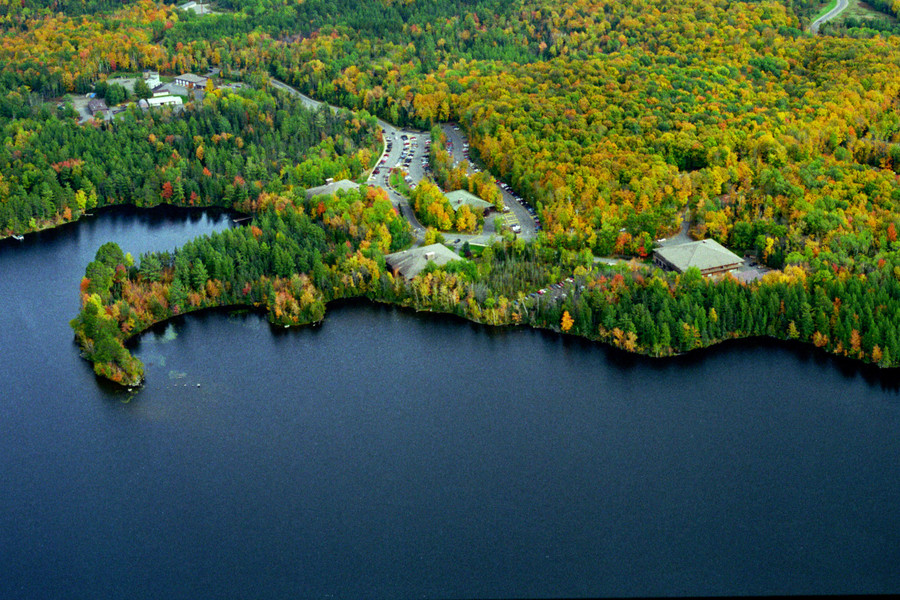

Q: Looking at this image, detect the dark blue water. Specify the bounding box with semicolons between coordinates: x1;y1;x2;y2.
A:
1;209;900;598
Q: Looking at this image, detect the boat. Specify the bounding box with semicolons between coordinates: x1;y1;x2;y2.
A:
12;235;24;241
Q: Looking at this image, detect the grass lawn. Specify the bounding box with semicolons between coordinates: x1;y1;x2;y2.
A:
813;0;839;21
389;169;411;196
840;0;898;21
466;243;486;257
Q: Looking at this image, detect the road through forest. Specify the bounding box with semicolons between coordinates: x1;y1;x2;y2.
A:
810;0;849;34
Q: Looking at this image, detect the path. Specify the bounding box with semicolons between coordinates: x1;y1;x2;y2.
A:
270;78;534;249
810;0;849;34
441;123;538;241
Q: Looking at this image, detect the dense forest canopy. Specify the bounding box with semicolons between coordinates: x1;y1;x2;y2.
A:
0;84;380;233
1;0;900;378
6;0;899;264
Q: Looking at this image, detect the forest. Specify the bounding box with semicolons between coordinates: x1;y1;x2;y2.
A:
0;84;380;234
0;0;899;379
71;185;412;384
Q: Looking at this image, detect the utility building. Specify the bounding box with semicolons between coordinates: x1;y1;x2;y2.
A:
138;95;183;110
174;73;209;89
653;239;743;276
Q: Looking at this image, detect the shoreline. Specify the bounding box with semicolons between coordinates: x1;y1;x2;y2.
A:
88;289;899;389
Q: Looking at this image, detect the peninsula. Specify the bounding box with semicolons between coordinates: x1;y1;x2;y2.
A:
0;0;898;382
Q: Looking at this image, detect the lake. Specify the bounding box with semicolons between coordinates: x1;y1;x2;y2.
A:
1;207;899;598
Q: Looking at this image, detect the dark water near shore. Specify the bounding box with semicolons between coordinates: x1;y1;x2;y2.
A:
1;208;900;598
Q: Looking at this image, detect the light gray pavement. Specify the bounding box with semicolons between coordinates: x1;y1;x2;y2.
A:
106;77;137;94
270;78;430;241
655;211;692;248
272;78;521;247
810;0;849;34
440;123;538;241
372;127;430;240
71;96;93;123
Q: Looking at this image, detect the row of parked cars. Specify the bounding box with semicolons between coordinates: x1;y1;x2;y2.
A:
399;134;423;171
530;277;575;298
498;182;542;232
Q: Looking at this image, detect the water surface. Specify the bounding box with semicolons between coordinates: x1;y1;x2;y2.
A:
1;209;899;598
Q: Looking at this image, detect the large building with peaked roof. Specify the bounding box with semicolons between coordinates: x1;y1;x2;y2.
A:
444;190;493;212
174;73;209;89
305;179;360;199
653;239;743;276
384;244;462;280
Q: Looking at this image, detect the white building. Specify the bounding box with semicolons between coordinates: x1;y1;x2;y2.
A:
177;1;218;15
138;95;184;110
142;70;161;89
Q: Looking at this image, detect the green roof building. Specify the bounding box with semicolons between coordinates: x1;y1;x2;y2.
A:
305;179;360;199
444;190;493;212
653;239;743;276
384;244;462;280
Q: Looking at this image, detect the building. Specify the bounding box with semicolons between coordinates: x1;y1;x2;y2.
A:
142;70;161;89
138;95;184;110
653;239;744;276
305;179;360;199
444;190;493;213
384;244;462;280
177;1;218;14
174;73;209;89
87;98;109;116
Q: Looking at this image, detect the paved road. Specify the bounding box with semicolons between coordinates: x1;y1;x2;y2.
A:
810;0;849;34
656;210;692;248
271;78;530;248
270;79;339;113
441;123;538;241
270;78;431;239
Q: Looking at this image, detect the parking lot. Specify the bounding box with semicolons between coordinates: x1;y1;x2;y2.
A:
362;114;543;243
371;129;430;188
441;123;539;239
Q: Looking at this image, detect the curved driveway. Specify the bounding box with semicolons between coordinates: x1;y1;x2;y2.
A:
810;0;849;34
440;124;538;241
270;78;534;248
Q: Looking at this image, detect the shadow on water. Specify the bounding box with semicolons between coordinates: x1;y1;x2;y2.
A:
22;204;237;246
533;320;900;394
125;294;900;396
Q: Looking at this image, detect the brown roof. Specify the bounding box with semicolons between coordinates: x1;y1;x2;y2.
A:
87;98;108;113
